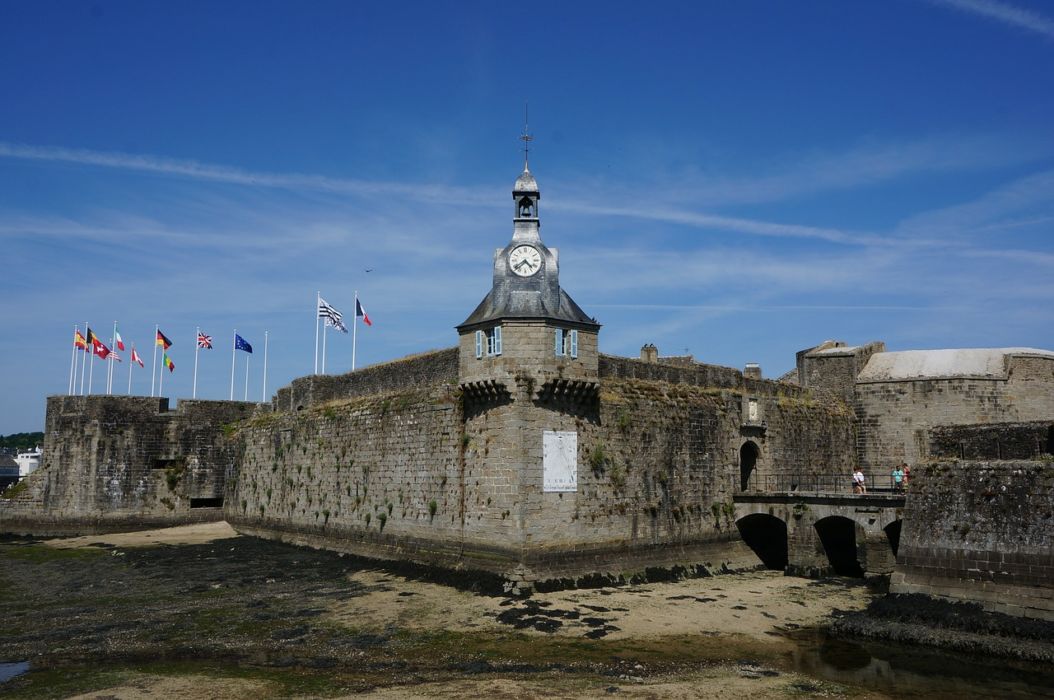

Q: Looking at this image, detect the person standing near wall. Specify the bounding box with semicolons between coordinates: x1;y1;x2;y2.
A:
892;464;905;493
902;463;911;490
853;467;867;494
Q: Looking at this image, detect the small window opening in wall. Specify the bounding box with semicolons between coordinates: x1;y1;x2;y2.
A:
190;497;224;509
476;327;502;358
487;326;502;356
555;329;578;358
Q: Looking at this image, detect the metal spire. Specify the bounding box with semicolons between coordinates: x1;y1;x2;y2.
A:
520;102;533;170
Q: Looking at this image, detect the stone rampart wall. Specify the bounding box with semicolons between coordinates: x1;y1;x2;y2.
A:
854;355;1054;472
274;348;458;412
231;372;856;582
891;460;1054;620
0;396;256;535
226;385;486;568
929;421;1054;461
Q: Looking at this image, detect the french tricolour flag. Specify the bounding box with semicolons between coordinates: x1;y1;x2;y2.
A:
356;299;372;326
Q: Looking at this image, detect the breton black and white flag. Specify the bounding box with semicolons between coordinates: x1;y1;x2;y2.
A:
318;297;348;333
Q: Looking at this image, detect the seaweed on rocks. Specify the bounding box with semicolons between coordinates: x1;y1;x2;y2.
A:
832;593;1054;662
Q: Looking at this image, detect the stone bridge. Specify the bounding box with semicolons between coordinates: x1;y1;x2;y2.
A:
733;492;905;579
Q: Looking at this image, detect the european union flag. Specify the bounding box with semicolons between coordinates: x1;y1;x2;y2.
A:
235;334;253;353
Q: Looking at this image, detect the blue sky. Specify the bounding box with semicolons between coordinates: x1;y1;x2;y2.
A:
2;0;1053;433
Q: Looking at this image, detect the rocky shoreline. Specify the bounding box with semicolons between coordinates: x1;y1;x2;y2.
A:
832;593;1054;662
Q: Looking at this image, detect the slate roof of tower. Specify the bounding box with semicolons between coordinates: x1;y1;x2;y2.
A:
459;287;597;329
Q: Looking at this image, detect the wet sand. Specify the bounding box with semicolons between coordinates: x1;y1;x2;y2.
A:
3;524;885;699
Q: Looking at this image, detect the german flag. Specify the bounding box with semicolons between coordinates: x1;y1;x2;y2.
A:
156;329;172;349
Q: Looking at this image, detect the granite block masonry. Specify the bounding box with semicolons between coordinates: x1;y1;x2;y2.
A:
0;395;257;536
891;459;1054;621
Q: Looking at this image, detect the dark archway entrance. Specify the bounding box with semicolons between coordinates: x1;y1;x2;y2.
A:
884;520;902;558
814;516;864;577
1047;425;1054;456
740;441;760;491
736;513;788;570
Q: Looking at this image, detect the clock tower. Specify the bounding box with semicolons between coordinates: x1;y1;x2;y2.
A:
456;162;601;389
455;158;601;586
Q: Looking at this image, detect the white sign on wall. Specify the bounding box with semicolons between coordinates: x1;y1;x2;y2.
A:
543;430;578;493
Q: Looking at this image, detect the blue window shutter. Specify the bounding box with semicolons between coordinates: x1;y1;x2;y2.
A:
475;330;483;359
555;328;564;356
493;326;502;355
570;330;578;359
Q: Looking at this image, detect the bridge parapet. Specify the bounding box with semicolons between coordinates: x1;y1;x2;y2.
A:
743;472;903;495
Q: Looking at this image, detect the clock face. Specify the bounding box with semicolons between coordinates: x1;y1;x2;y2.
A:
509;245;542;277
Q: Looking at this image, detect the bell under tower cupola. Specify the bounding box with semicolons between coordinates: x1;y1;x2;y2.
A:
512;120;540;241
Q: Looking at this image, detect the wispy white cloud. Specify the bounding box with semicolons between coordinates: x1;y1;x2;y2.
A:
2;137;1030;249
580;132;1052;209
0;141;498;205
895;168;1054;237
928;0;1054;40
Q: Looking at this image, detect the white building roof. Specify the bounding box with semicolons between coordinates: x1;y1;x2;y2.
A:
858;348;1054;382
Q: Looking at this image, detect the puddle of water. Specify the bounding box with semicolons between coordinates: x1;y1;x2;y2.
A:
0;661;30;683
790;631;1054;699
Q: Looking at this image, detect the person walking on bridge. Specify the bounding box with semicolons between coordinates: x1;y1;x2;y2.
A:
892;464;905;493
853;467;867;495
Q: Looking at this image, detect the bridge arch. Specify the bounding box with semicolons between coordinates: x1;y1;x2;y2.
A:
814;515;864;577
739;441;760;491
884;519;902;558
736;513;787;570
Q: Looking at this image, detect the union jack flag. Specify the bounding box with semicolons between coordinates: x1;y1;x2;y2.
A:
197;332;213;349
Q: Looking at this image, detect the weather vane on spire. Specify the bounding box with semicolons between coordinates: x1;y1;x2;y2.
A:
520;102;533;170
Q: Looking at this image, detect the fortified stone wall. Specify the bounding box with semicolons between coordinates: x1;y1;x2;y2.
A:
226;384;476;567
274;348;458;412
797;342;885;403
0;395;256;535
929;421;1054;461
855;355;1054;472
891;459;1054;620
230;362;856;583
511;377;857;579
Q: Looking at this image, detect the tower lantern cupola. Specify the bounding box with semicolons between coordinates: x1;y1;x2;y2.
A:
514;168;539;220
512;168;540;242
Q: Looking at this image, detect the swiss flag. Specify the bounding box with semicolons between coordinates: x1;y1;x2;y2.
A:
94;342;111;360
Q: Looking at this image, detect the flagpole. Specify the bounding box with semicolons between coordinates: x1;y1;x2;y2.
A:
127;345;134;395
244;356;250;401
230;329;237;401
80;321;88;395
193;327;200;399
68;325;78;395
322;321;327;374
352;290;358;371
151;324;159;397
88;343;95;395
314;291;320;375
107;320;117;394
262;331;269;403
